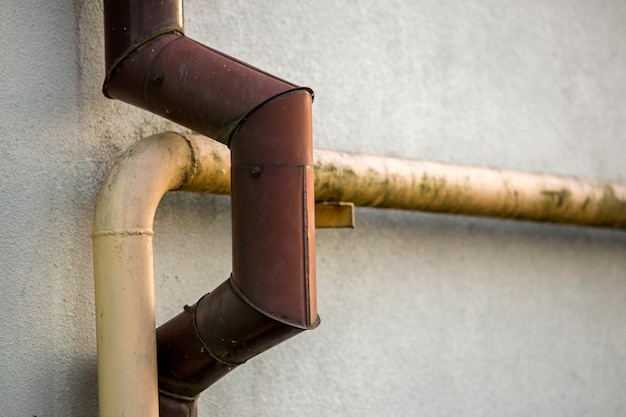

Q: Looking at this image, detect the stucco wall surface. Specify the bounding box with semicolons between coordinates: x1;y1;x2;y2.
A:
1;1;625;416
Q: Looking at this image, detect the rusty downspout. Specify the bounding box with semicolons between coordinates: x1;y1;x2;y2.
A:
100;1;318;417
103;0;304;144
155;91;318;415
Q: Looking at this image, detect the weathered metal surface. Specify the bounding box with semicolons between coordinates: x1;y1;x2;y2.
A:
103;0;183;71
102;0;319;413
230;90;318;328
172;136;626;230
155;92;318;401
104;34;299;142
94;131;318;417
159;394;198;417
156;278;303;397
100;2;625;414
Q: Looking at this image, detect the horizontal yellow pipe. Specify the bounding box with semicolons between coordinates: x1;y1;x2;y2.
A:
313;150;626;229
168;133;626;230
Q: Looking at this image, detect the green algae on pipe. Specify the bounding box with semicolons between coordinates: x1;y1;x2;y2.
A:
312;149;626;229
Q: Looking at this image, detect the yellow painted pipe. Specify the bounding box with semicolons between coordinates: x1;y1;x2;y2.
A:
313;149;626;229
93;133;230;417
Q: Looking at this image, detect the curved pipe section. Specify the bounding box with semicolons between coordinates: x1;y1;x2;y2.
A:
103;0;304;143
94;131;625;415
93;133;230;417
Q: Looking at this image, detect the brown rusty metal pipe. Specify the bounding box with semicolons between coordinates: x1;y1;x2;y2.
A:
104;33;303;143
103;0;302;142
156;278;304;398
155;89;318;412
230;90;317;328
103;0;183;71
101;1;318;416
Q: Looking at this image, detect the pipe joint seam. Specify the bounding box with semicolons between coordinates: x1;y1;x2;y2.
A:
100;0;318;411
103;30;183;98
191;291;242;368
227;275;320;331
158;389;197;403
176;133;200;190
92;228;155;238
221;87;314;147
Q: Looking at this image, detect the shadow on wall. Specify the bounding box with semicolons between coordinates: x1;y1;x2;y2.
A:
68;354;98;417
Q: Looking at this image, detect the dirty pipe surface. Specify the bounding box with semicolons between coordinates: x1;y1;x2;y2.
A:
93;133;232;417
312;149;626;229
156;90;319;404
165;134;626;230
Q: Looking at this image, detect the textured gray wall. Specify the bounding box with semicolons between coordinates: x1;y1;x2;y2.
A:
1;1;626;416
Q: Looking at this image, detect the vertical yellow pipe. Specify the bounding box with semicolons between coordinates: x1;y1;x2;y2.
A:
93;232;158;417
93;133;230;417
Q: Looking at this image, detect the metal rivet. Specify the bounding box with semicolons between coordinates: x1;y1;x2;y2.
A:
152;73;163;84
250;166;262;177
